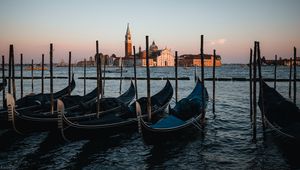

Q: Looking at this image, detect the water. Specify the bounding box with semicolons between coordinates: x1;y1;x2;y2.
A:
0;64;299;169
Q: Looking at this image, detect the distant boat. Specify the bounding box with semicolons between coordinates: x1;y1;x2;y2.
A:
25;66;48;71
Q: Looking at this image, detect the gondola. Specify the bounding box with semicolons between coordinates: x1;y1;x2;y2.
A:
14;75;76;107
6;82;135;133
58;80;173;140
21;83;100;116
0;76;76;129
138;78;208;145
0;79;7;92
258;81;300;143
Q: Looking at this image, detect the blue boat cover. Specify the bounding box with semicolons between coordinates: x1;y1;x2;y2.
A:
151;115;185;128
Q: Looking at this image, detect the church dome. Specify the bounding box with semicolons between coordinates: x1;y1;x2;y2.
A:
150;41;158;52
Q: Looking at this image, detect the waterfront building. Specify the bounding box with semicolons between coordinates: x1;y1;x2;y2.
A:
179;54;222;67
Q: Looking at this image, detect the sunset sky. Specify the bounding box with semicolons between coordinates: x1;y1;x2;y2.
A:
0;0;299;63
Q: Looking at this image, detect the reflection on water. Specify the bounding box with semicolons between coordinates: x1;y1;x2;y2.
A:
0;65;299;169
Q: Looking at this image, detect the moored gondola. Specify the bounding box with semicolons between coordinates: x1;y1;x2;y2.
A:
258;81;300;143
58;80;173;140
138;79;208;145
0;76;76;129
6;82;135;133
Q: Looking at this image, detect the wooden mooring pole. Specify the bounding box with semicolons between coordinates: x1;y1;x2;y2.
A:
294;47;297;104
200;35;205;120
96;41;100;117
8;47;11;94
50;44;54;114
103;56;106;96
213;49;216;118
119;57;123;95
99;54;103;99
84;58;86;95
133;46;138;100
31;59;34;92
252;41;257;142
249;49;253;122
194;66;197;82
2;56;5;108
10;45;16;100
41;54;44;94
257;42;265;130
20;54;23;98
289;57;292;98
68;51;72;95
175;51;178;103
146;36;151;121
274;55;277;89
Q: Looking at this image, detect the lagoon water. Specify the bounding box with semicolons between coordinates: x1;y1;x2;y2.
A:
0;64;299;169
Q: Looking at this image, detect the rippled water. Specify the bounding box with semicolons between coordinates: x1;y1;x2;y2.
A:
0;64;299;169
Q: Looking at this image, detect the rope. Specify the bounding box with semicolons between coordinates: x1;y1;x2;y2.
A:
191;118;203;131
57;99;70;142
8;104;23;134
135;101;142;134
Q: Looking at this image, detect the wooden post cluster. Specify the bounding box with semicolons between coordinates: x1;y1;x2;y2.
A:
257;42;265;130
146;36;151;121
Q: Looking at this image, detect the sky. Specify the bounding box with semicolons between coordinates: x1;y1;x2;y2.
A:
0;0;299;64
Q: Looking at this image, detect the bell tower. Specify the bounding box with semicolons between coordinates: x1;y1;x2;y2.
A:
125;23;132;57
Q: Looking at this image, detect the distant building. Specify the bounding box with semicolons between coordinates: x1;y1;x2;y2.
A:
57;59;68;67
284;57;300;66
77;56;96;66
76;54;111;67
121;40;174;67
179;54;222;67
262;56;300;66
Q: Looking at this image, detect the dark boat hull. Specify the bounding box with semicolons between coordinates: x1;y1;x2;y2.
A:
259;81;300;144
140;116;202;145
59;80;173;140
8;82;135;133
0;77;76;129
139;79;208;145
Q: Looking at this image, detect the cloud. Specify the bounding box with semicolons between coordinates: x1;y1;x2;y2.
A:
210;38;227;45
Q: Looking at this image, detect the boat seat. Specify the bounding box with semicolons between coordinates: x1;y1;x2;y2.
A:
151;115;185;128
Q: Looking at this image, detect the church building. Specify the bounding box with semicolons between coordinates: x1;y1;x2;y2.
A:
123;24;174;67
